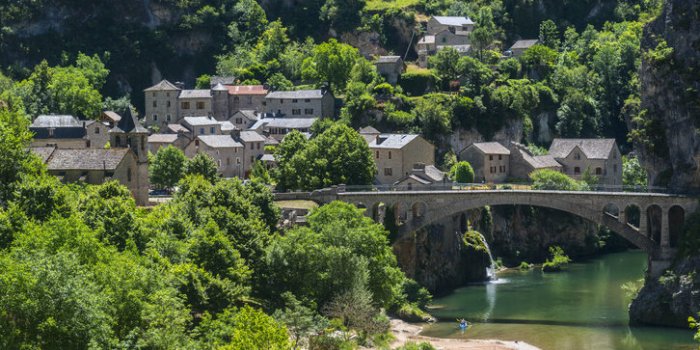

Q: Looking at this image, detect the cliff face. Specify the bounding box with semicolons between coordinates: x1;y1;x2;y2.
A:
635;0;700;189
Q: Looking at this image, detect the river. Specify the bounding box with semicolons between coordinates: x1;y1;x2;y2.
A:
421;251;697;350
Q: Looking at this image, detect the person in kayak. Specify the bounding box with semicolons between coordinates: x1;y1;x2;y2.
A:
458;318;468;329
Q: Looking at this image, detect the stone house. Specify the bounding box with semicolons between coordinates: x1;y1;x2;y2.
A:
249;117;317;141
367;134;436;185
179;89;213;118
427;16;474;35
230;110;260;130
508;142;562;180
374;56;405;85
548;138;622;186
108;109;150;205
182;116;222;137
30;115;109;149
148;133;191;154
264;89;335;119
507;39;539;57
144;80;181;129
184;135;244;178
227;85;268;113
359;126;381;144
237;131;267;177
460;142;511;183
394;163;447;189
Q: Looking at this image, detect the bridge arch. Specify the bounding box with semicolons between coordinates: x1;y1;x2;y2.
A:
669;205;685;248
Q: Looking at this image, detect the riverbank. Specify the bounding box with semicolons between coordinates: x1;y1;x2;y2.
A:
387;319;541;350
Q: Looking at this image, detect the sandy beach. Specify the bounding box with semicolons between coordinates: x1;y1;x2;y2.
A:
387;319;541;350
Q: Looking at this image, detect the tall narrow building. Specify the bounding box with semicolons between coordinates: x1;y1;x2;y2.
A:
109;109;150;205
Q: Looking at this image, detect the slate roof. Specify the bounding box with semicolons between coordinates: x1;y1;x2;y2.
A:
264;136;280;146
359;126;380;134
549;139;617;160
197;135;243;148
369;134;419;149
148;134;179;144
432;16;474;26
232;110;259;121
510;39;539;50
212;83;228;92
102;111;122;123
110;109;147;134
227;85;269;95
239;131;267;143
184;116;218;126
396;164;445;185
144;80;180;91
260;154;276;162
266;90;324;100
32;115;82;128
471;142;511;155
375;56;402;64
31;146;57;163
168;124;189;134
251;118;317;129
513;143;562;169
46;149;131;171
219;121;236;132
179;89;212;99
210;76;237;86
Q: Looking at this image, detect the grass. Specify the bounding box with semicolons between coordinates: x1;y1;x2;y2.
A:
405;63;430;74
365;0;421;11
274;200;319;210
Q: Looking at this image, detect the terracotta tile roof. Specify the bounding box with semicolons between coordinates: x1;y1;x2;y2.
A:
226;85;269;95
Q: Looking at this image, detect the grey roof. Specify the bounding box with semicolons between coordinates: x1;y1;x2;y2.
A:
432;16;474;26
369;134;419;149
260;154;276;162
549;139;617;160
219;121;235;132
265;136;280;145
359;126;380;134
168;124;189;133
210;76;236;86
31;146;57;163
470;142;511;155
232;110;259;121
266;90;324;100
421;165;445;182
31;115;81;128
179;89;212;99
102;111;122;123
375;56;402;64
510;142;562;169
148;134;179;144
46;149;131;171
184;116;218;126
396;164;445;185
510;39;539;50
239;131;266;143
110;109;147;134
144;80;180;92
251;118;317;130
197;135;242;148
212;83;228;92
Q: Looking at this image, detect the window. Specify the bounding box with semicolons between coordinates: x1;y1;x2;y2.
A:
574;152;581;160
498;155;502;160
250;156;254;163
127;168;132;182
256;143;260;150
217;160;222;167
152;100;157;108
195;139;199;146
167;101;171;107
182;102;190;109
574;167;581;175
115;136;121;146
237;158;241;164
376;151;379;159
280;99;284;104
166;92;169;97
442;37;447;43
595;167;602;175
489;155;493;161
95;127;100;134
210;127;215;134
388;151;392;159
305;99;311;103
292;99;298;103
86;140;91;148
292;109;301;115
166;114;171;122
200;128;205;134
305;109;313;115
152;92;156;97
153;115;158;121
236;118;243;124
384;168;393;176
196;101;205;110
613;164;618;173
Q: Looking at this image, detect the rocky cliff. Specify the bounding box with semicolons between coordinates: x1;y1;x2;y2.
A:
634;0;700;189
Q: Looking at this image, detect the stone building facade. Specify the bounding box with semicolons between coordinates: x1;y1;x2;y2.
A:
460;142;511;183
264;89;335;119
367;133;436;185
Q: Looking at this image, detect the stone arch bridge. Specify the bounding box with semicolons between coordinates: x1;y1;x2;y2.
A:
278;187;698;276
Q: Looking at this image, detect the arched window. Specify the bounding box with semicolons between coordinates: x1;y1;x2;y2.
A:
127;168;132;182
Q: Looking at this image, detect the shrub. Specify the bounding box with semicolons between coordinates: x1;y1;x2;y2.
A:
530;169;586;191
542;246;571;272
450;161;475;183
519;261;532;270
398;71;439;96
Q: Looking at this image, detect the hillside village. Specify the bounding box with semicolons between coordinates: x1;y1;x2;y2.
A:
25;15;628;206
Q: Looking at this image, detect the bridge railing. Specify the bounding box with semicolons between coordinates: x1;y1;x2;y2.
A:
336;183;680;194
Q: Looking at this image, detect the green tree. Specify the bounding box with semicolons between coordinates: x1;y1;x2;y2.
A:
303;39;360;91
340;82;376;127
539;20;560;49
0;108;42;202
320;0;366;33
622;155;648;189
266;73;294;91
412;94;451;142
250;161;272;184
450;161;475;183
226;306;291;350
470;6;498;62
521;45;558;80
150;146;187;191
273;292;328;349
530;169;586;191
429;47;461;83
184;153;219;184
457;56;494;96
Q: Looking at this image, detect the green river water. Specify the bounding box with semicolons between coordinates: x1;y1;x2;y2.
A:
421;251;697;350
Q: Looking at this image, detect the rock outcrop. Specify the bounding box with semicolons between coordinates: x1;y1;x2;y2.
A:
634;0;700;189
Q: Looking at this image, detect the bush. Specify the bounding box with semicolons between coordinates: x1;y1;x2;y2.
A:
450;161;475;183
530;169;586;191
398;71;439;96
542;246;571;272
394;303;432;322
519;261;532;270
396;341;437;350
